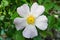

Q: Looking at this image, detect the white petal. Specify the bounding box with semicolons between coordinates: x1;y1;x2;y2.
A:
14;18;26;30
23;25;38;38
35;15;48;30
31;2;45;17
17;4;29;17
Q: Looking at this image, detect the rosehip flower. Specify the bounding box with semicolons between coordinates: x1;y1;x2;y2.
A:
14;2;48;38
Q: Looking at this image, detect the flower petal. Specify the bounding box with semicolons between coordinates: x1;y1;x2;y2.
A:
17;4;29;17
23;25;38;38
35;15;48;30
14;18;26;30
31;2;45;17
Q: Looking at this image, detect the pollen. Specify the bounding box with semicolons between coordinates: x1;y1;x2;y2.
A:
26;15;35;24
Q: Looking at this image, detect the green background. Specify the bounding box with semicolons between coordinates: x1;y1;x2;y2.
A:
0;0;60;40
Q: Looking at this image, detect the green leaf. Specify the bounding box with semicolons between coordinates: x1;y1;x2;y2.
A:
54;19;60;31
0;16;5;21
46;31;53;37
48;15;55;30
39;30;53;38
54;5;60;11
33;34;42;40
13;31;25;40
37;0;43;4
0;5;2;8
4;22;10;28
39;31;47;38
3;10;6;15
1;0;9;7
10;12;19;20
43;1;54;12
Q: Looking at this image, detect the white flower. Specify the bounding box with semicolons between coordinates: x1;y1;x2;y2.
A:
14;2;48;38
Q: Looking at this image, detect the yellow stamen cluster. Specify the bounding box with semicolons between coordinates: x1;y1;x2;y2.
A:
26;15;35;24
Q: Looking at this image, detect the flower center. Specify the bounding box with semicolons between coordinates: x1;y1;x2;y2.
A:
26;15;35;24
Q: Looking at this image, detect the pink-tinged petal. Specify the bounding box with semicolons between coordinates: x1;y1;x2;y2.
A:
35;15;48;30
17;4;30;17
23;24;38;38
14;18;26;30
31;2;45;17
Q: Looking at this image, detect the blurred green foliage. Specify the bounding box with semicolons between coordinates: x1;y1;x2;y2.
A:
0;0;60;40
